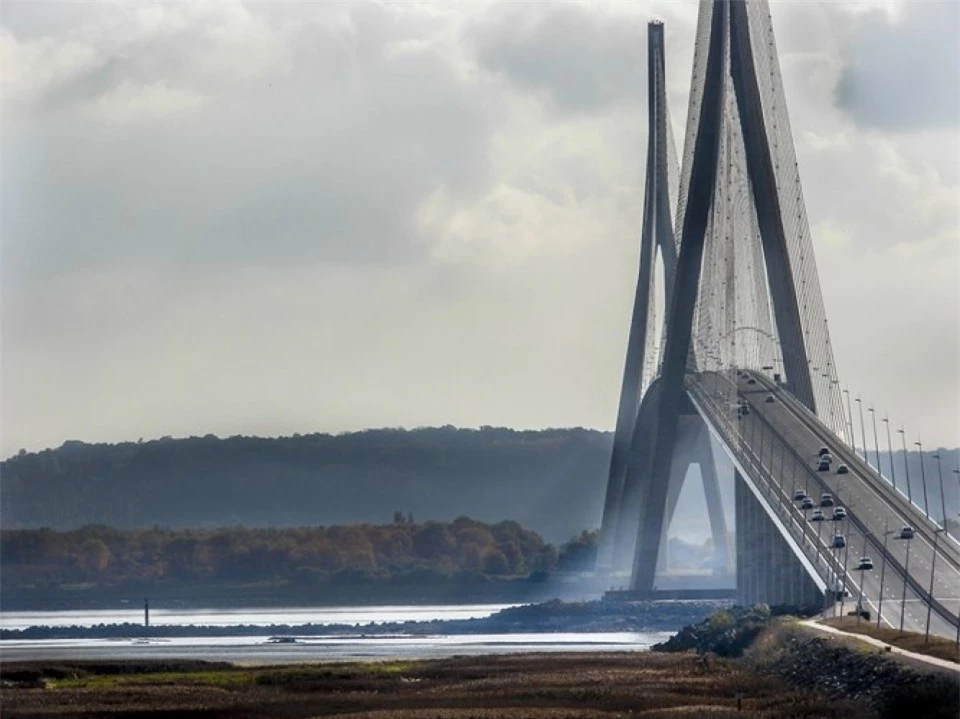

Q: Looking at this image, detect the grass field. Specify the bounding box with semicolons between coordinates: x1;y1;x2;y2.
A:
0;653;874;719
822;616;960;663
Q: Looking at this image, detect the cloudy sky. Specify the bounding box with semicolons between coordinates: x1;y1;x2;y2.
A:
2;0;958;457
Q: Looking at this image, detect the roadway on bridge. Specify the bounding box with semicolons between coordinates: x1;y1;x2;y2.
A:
730;371;960;639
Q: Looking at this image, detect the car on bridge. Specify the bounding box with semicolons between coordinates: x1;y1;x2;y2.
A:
765;394;775;403
801;497;815;510
836;464;849;475
747;377;757;384
832;506;847;520
817;459;830;472
831;534;846;549
857;557;874;571
899;526;915;540
820;493;834;507
811;509;825;522
793;489;807;501
818;446;831;457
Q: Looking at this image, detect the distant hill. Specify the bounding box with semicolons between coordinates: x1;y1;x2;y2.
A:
3;429;955;545
0;427;612;543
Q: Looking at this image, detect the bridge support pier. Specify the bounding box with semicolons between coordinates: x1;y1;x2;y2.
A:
735;471;823;608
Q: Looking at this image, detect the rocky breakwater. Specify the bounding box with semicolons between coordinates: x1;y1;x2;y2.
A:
759;632;957;714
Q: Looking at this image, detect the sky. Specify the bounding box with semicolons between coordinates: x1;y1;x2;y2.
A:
2;0;958;457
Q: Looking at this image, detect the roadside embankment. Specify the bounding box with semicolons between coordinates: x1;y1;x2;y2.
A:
655;604;959;719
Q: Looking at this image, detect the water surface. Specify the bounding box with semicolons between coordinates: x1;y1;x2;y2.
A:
0;604;674;663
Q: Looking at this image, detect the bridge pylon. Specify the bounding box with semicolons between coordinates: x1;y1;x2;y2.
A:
598;0;849;603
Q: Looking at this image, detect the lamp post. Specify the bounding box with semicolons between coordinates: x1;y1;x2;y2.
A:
900;535;912;633
815;515;824;569
759;417;766;473
839;536;850;619
882;416;897;494
930;453;947;530
843;388;855;451
877;519;891;629
778;440;785;494
832;379;844;440
898;427;912;504
914;439;930;519
855;396;868;466
954;467;960;541
857;531;868;624
926;528;943;643
868;407;882;478
822;372;836;435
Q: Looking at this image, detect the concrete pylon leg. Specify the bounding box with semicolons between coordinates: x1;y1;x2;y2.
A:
734;462;830;608
657;417;702;575
694;425;731;573
596;22;677;574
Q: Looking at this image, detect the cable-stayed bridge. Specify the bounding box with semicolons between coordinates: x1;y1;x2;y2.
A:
596;0;960;640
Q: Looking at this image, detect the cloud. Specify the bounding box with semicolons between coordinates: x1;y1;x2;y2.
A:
2;2;499;282
87;81;205;123
468;3;645;114
466;2;699;116
1;0;958;456
835;0;960;131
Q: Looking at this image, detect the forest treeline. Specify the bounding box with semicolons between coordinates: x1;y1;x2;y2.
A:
1;519;600;589
1;427;611;543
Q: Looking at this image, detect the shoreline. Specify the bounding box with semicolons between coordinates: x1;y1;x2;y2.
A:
1;599;729;641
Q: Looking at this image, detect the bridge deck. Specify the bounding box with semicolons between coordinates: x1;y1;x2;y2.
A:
689;370;960;639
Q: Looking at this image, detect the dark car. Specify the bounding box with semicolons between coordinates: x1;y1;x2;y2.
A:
747;378;757;385
831;534;846;549
765;395;775;403
793;489;807;501
899;526;915;540
818;460;830;472
820;493;834;507
818;447;831;457
801;498;815;510
836;464;849;475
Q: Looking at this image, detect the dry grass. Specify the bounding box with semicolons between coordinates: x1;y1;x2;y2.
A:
0;652;874;719
822;617;960;664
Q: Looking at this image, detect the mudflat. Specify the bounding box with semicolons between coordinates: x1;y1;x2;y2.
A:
1;652;870;719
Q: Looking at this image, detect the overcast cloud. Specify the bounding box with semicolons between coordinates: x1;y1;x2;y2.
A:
2;0;958;456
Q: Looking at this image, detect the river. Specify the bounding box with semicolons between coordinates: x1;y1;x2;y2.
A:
0;604;675;663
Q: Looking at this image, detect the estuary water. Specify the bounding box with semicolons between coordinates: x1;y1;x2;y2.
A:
0;604;674;664
0;604;517;630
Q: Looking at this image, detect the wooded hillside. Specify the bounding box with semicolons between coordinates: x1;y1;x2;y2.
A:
1;519;600;587
1;427;611;543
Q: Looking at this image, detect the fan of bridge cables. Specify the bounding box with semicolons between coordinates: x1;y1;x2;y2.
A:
665;0;849;443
